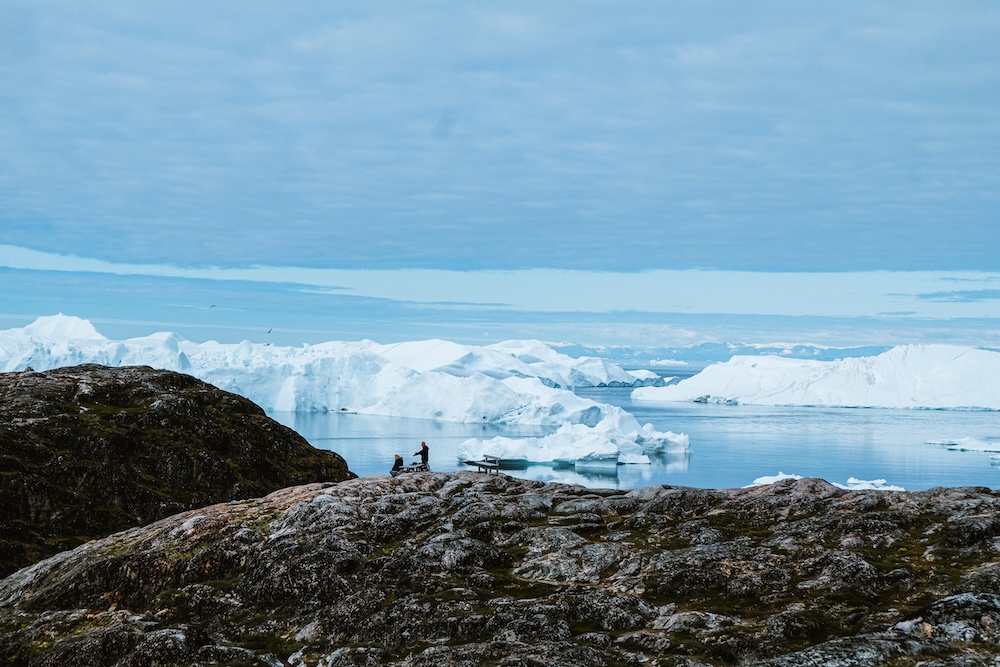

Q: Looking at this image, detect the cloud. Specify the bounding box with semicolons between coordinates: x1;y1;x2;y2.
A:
5;240;1000;348
7;244;1000;323
1;3;998;273
916;289;1000;303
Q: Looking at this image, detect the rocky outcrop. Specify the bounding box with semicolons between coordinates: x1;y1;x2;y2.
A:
3;473;1000;665
0;364;354;577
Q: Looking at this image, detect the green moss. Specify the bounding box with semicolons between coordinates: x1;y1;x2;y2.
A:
42;535;89;549
568;619;612;635
485;568;558;601
204;573;243;593
225;606;305;657
154;587;191;620
704;513;773;543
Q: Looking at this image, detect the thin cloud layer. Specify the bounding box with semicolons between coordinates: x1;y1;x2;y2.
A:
4;245;1000;348
917;289;1000;303
2;2;999;272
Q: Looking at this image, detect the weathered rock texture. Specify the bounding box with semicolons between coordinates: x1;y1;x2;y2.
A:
3;473;1000;665
0;364;354;577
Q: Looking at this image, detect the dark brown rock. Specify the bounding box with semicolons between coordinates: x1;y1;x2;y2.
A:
0;364;354;577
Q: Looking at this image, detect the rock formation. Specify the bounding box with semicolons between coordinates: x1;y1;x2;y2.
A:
0;364;354;577
3;472;1000;666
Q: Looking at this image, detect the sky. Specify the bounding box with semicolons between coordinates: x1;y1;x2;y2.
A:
2;2;999;350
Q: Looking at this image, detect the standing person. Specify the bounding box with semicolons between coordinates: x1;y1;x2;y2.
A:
390;454;404;477
414;441;429;469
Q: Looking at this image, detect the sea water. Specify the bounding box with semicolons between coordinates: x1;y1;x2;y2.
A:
270;385;1000;491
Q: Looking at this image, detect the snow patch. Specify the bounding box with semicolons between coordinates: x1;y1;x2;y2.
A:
745;472;905;491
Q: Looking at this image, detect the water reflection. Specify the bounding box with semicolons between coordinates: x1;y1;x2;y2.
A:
270;388;1000;491
499;451;692;490
268;410;558;478
268;408;692;489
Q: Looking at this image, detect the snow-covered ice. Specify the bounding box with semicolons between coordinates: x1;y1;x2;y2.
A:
649;358;688;367
746;472;804;487
633;345;1000;410
746;472;905;491
927;438;1000;453
457;409;689;467
0;315;686;465
835;477;906;491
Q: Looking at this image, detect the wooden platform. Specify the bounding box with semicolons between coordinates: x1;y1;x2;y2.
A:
467;454;502;475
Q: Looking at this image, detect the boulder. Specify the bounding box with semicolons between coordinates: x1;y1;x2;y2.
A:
0;364;354;577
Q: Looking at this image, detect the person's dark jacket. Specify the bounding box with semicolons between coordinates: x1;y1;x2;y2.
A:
414;444;429;465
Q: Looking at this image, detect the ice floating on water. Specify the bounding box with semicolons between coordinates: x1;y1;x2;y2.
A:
457;411;690;467
746;472;905;491
839;477;906;491
634;345;1000;410
746;472;803;486
927;437;1000;453
0;315;685;465
649;358;688;367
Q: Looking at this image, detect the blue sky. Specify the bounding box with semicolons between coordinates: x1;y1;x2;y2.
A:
2;3;999;349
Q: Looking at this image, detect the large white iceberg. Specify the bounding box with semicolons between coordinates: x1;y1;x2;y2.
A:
457;408;689;467
0;314;686;465
633;345;1000;410
484;339;661;387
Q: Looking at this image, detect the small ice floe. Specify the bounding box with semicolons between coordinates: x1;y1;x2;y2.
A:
927;437;1000;453
838;477;905;491
746;472;803;486
745;472;904;491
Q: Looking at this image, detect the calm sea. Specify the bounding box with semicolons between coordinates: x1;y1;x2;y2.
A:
269;383;1000;491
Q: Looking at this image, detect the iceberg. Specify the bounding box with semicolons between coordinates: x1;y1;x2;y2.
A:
484;339;662;387
457;410;689;467
372;338;661;388
0;315;687;465
633;345;1000;410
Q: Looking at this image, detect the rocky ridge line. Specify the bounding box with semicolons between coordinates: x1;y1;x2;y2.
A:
3;472;1000;666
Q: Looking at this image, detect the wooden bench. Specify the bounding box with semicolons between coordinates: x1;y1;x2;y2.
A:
469;454;502;475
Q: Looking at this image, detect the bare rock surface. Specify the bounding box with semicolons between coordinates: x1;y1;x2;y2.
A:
0;364;354;577
3;473;1000;665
